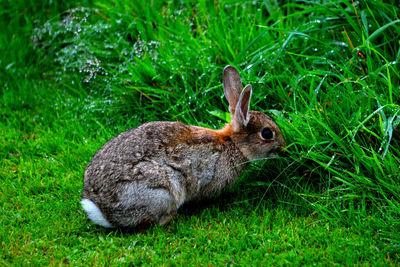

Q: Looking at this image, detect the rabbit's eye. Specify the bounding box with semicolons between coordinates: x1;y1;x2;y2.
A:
261;128;274;140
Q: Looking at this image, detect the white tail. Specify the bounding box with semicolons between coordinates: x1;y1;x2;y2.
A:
81;199;113;228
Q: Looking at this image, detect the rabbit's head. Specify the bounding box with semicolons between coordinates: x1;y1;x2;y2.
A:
223;65;286;160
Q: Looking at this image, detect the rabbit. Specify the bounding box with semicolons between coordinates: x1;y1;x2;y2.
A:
81;65;286;228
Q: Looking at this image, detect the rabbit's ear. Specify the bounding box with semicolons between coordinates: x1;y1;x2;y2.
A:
223;65;242;115
232;84;252;132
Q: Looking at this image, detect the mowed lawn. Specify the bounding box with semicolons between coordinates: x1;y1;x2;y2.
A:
1;0;399;265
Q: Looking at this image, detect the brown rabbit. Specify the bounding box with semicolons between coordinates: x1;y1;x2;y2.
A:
81;65;286;228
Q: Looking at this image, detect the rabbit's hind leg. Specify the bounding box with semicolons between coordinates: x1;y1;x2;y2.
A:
116;183;175;228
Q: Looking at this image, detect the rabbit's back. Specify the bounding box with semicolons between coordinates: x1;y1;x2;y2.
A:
86;121;187;172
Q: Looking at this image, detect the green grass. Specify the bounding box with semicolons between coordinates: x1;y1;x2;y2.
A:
1;0;400;265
